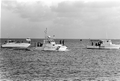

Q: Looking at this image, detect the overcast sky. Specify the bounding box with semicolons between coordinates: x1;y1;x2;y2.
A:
1;0;120;39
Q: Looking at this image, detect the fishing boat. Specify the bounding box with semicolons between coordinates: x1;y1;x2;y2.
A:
86;39;120;50
1;39;31;48
34;29;69;51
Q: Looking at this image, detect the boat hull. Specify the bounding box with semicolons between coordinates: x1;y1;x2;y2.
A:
86;46;100;49
100;46;120;49
33;46;69;52
87;45;120;50
1;43;31;48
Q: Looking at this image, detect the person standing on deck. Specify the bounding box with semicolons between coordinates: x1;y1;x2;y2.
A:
62;40;64;46
59;40;61;44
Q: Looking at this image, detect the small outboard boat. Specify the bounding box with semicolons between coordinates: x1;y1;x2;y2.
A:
86;39;120;50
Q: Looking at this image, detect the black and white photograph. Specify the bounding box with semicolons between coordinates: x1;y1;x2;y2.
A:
1;0;120;81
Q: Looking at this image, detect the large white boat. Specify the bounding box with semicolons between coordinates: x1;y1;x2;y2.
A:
1;39;31;48
34;29;69;51
86;39;120;50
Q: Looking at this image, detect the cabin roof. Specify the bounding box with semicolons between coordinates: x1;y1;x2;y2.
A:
90;39;111;42
90;40;101;41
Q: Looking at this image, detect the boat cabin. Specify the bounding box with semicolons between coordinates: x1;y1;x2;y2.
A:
90;39;112;46
44;36;55;44
5;40;15;43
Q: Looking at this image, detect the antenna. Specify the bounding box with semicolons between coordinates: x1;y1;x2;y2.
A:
53;35;55;38
44;28;47;39
43;28;48;44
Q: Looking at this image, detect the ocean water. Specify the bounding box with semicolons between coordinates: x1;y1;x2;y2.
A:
0;39;120;81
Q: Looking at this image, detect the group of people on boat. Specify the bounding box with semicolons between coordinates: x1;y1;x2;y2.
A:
87;39;120;49
59;40;65;46
36;36;65;47
3;39;31;44
36;42;43;47
91;41;102;47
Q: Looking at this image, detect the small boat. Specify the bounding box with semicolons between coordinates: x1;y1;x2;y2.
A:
86;39;120;50
1;39;31;48
34;29;69;51
80;39;82;41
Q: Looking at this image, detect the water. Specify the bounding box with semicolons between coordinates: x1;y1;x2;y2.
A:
0;39;120;81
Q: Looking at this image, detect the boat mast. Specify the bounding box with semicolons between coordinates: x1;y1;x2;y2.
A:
44;28;48;44
45;28;47;39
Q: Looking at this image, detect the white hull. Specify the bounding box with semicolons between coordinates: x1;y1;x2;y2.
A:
87;46;100;49
1;43;31;48
34;46;69;51
34;44;69;51
87;45;120;50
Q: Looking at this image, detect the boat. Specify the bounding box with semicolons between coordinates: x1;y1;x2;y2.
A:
1;39;31;49
34;29;69;51
86;39;120;50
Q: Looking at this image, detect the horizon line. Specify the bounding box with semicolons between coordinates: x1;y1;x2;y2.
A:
0;37;120;40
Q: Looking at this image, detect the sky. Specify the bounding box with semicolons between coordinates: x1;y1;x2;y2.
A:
1;0;120;39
